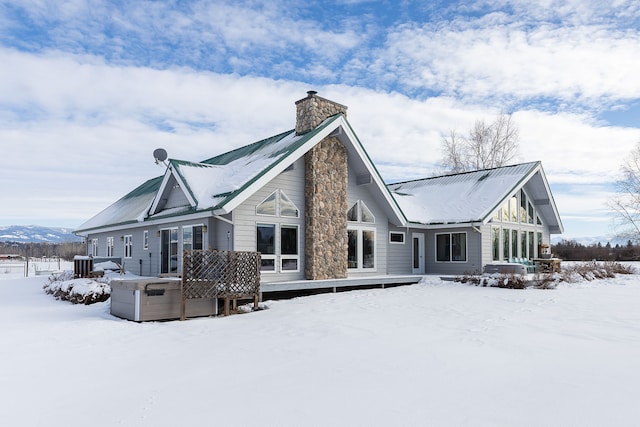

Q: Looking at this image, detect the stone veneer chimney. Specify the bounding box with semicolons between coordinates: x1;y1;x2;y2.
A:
296;91;349;280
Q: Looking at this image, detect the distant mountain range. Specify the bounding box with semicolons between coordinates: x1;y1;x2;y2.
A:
0;225;82;243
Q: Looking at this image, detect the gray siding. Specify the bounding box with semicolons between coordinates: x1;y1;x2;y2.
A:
346;165;389;277
86;215;218;277
233;157;306;282
423;226;483;275
386;225;412;274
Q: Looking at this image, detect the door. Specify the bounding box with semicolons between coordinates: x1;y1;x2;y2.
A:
160;228;178;274
412;233;425;274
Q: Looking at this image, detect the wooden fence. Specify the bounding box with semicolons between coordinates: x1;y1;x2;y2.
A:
181;249;261;318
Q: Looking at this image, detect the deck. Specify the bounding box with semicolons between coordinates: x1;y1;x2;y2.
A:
260;274;424;296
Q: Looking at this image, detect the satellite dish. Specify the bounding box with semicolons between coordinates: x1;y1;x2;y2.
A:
153;148;168;164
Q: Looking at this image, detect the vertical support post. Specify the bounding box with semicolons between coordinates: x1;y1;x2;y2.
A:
180;250;187;320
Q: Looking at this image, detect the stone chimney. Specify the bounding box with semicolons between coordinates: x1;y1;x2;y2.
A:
297;91;349;280
295;91;347;135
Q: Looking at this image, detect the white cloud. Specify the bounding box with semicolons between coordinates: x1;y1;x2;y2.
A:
373;21;640;108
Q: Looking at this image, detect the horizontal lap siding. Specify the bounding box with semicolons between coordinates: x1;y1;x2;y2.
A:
387;225;412;274
86;216;215;277
424;227;483;275
233;158;306;282
346;167;389;277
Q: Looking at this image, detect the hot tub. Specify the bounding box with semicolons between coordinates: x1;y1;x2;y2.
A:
110;278;218;321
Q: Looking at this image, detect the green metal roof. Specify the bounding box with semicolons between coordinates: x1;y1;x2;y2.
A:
75;114;344;234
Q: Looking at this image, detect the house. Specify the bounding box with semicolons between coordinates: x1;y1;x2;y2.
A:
74;91;563;290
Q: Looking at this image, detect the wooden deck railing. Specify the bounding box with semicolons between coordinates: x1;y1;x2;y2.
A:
181;249;261;318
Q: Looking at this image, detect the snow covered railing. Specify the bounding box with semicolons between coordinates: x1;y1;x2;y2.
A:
73;256;122;278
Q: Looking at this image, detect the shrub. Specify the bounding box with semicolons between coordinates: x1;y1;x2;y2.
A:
455;261;635;290
43;271;111;305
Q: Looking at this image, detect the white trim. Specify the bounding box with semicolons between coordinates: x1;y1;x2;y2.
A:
124;234;133;259
216;116;406;227
256;222;300;273
389;231;405;244
134;290;140;322
148;164;197;217
347;225;377;272
77;210;217;236
412;232;425;274
434;231;468;263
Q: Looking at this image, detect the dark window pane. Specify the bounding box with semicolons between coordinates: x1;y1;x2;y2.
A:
436;234;450;262
281;226;297;255
452;233;466;261
261;259;275;271
194;226;203;250
390;232;404;243
257;224;275;255
281;259;298;271
348;229;358;268
362;230;375;268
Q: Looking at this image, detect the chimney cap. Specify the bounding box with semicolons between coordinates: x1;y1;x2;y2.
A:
307;90;318;96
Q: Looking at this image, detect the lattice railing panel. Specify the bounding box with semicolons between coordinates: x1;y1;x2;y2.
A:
182;250;260;299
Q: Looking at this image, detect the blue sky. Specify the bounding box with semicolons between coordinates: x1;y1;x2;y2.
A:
1;0;639;241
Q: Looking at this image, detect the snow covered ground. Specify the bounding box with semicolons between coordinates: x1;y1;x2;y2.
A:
2;271;640;426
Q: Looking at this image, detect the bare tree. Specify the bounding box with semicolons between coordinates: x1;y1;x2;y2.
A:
610;141;640;243
441;113;520;173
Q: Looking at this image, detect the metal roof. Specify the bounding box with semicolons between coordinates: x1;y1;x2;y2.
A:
388;161;563;233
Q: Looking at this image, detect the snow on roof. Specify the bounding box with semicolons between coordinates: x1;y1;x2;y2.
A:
75;176;162;233
388;162;539;225
172;129;302;210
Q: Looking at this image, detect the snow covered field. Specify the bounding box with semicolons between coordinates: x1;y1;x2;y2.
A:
2;272;640;426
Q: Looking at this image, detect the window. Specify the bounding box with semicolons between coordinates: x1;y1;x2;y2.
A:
389;232;405;244
347;200;375;223
160;228;178;274
91;239;98;257
257;223;298;272
183;225;204;252
280;225;299;271
348;228;375;269
347;200;376;270
520;231;527;259
143;230;149;250
280;192;299;218
528;231;535;259
492;228;500;261
436;232;467;262
106;237;114;257
520;190;528;223
502;228;509;260
509;196;518;222
257;224;275;271
257;190;299;218
124;235;133;259
511;229;518;258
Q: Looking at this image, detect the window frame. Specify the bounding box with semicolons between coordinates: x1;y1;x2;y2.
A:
256;223;299;273
256;190;300;218
347;225;376;271
124;235;133;259
389;231;405;244
106;236;114;257
90;238;98;257
435;232;467;263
